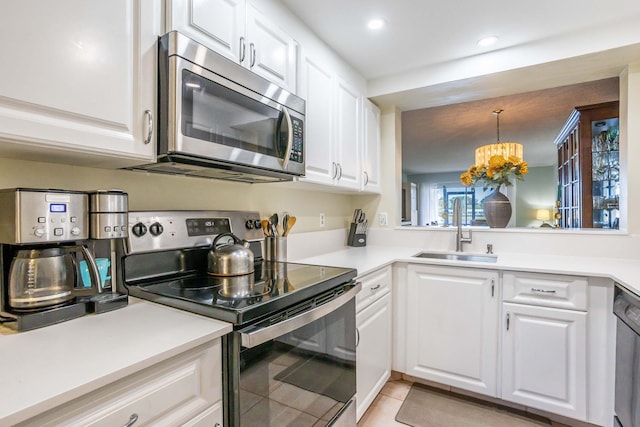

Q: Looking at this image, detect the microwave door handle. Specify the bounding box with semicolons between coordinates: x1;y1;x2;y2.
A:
280;107;293;169
239;282;361;348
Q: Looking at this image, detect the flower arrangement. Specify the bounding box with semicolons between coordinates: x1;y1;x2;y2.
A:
460;155;528;190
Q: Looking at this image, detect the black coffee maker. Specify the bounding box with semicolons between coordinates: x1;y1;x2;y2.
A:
0;188;128;331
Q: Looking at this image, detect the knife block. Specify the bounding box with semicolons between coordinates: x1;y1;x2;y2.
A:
347;223;366;247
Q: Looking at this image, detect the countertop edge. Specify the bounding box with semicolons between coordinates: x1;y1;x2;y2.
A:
0;300;232;425
294;246;640;296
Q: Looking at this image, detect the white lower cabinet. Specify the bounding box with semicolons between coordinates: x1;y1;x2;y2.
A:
405;265;499;397
356;293;391;420
501;271;588;421
17;339;223;427
356;266;392;421
501;302;587;420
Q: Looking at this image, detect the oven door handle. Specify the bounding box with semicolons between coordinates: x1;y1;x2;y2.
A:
239;282;361;348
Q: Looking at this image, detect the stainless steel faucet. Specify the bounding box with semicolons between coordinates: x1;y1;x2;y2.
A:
453;199;472;252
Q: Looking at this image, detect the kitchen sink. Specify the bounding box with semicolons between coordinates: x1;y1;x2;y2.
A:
412;252;498;263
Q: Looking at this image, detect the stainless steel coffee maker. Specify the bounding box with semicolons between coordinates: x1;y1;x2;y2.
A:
0;188;127;331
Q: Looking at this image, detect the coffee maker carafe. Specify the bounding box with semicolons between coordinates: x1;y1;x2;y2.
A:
8;246;100;310
0;188;103;331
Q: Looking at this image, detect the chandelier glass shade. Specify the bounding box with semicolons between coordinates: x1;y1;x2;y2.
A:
474;109;523;167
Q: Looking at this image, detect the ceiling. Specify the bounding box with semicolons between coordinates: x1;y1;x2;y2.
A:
279;0;640;81
279;0;640;174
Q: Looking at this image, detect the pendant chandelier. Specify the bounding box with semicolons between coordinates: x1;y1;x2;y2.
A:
474;109;523;166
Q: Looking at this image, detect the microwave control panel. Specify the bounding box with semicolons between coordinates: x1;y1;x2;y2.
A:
290;117;304;163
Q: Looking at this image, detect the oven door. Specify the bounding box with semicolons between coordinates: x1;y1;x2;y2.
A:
166;55;304;175
226;283;359;427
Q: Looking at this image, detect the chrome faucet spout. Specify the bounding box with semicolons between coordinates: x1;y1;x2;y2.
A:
453;199;472;252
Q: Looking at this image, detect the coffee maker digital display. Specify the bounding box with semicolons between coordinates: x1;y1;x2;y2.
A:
0;188;128;332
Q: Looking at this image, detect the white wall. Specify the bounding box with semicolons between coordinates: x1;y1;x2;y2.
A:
0;157;354;234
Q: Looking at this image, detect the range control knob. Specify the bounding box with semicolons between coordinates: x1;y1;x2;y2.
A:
245;220;255;230
254;219;262;229
149;222;164;236
34;228;45;238
131;222;147;237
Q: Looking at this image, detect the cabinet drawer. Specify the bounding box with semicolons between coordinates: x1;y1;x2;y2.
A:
357;266;391;311
19;340;222;427
503;272;587;311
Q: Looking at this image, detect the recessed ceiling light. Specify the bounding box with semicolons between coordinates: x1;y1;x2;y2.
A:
367;18;386;30
477;36;499;47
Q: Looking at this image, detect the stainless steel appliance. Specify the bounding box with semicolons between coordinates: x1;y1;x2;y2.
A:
0;189;103;330
118;210;358;427
130;31;305;183
614;284;640;427
87;190;129;313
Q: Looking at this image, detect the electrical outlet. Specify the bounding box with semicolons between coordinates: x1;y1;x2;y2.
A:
379;212;388;226
320;213;325;227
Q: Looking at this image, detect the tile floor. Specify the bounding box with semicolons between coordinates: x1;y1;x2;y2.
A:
357;379;572;427
357;379;413;427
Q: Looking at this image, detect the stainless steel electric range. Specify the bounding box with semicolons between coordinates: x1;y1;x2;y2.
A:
116;211;359;427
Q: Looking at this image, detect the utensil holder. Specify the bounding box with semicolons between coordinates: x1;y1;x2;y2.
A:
265;237;287;262
347;223;366;247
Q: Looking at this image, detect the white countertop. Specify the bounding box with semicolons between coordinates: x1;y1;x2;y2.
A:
0;298;232;425
295;245;640;295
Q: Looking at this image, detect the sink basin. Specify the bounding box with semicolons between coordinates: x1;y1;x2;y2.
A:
413;252;498;263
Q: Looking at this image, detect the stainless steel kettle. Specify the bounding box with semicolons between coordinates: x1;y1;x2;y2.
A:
208;232;254;276
8;245;101;310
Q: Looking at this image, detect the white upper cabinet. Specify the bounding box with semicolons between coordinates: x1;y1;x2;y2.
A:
299;54;336;185
0;0;158;167
334;77;361;190
362;99;381;193
298;47;377;192
167;0;297;92
167;0;246;63
245;4;297;91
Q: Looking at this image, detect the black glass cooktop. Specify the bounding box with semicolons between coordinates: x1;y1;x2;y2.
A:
128;261;356;326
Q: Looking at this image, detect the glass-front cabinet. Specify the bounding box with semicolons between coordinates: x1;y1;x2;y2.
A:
554;101;619;229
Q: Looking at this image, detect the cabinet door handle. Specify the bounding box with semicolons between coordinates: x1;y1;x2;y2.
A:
531;288;556;294
371;284;381;291
332;162;338;179
143;110;153;145
363;170;369;186
337;163;343;180
491;279;495;297
506;313;510;331
356;327;360;347
122;413;138;427
249;42;256;68
239;36;246;63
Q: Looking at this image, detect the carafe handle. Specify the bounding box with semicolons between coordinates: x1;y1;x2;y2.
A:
67;245;103;295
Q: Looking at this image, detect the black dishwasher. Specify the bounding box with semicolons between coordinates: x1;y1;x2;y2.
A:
614;284;640;427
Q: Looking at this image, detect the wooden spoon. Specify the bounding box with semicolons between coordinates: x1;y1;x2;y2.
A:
261;219;271;237
283;216;297;236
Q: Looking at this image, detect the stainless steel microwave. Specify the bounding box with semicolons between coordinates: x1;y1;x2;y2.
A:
132;31;305;183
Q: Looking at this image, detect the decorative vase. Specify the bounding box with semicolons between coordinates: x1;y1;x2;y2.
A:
483;188;512;228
